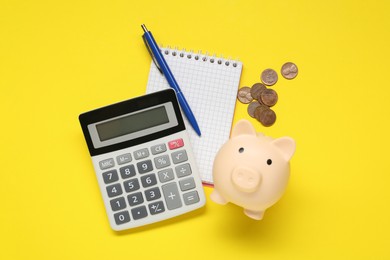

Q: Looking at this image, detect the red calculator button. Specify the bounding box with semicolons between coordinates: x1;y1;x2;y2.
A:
168;139;184;150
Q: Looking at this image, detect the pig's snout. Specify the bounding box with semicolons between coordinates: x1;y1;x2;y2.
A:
231;167;261;193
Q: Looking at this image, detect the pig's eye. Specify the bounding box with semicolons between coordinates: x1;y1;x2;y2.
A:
267;159;272;165
239;147;244;153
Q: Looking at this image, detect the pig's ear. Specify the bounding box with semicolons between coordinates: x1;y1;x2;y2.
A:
231;120;256;137
272;137;296;161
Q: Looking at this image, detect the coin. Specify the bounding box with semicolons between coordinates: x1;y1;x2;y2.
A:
260;89;278;107
254;106;276;127
281;62;298;79
254;104;269;120
237;87;253;104
247;101;261;118
261;69;278;86
250;83;266;100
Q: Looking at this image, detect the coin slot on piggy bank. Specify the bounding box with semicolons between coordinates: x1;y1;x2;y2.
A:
210;119;296;220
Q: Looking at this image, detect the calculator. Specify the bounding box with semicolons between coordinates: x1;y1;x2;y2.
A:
79;89;206;231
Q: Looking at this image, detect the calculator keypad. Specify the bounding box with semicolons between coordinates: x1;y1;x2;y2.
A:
158;168;175;183
162;182;182;210
114;211;130;225
102;170;119;184
106;183;123;198
98;138;202;228
148;201;165;215
119;165;136;179
116;153;132;165
99;158;115;170
136;160;153;174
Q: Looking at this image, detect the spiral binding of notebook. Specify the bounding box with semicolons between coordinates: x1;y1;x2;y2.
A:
146;46;243;184
161;46;240;67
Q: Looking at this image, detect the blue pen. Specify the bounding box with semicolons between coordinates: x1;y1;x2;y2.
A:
141;24;202;136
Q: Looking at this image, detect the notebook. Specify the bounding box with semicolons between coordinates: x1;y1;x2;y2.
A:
146;47;243;184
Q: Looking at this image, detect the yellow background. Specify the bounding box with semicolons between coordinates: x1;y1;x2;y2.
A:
1;0;390;259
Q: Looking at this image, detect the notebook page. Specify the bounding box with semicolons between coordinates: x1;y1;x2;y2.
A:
146;48;242;184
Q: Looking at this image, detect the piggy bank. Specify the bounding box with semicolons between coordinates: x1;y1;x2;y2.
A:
210;119;296;220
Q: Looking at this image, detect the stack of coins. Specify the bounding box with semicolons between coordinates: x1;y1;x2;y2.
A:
237;62;298;127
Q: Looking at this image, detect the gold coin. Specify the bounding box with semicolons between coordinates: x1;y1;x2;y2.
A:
250;83;266;100
261;69;278;86
247;101;261;118
237;87;253;104
260;89;278;107
281;62;298;79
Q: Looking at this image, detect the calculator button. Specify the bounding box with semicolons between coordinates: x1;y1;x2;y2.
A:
171;150;188;164
114;210;131;225
179;177;196;191
151;143;167;155
137;160;153;174
106;183;123;198
116;153;132;165
127;192;144;206
175;163;192;178
145;187;161;201
148;201;165;215
123;178;140;193
162;182;182;210
141;173;157;188
102;170;119;184
99;158;115;170
168;138;184;150
154;154;171;169
158;168;175;183
183;191;200;206
119;164;136;179
131;206;148;220
110;197;126;211
134;148;149;160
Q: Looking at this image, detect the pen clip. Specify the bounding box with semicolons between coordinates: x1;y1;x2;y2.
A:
142;35;163;74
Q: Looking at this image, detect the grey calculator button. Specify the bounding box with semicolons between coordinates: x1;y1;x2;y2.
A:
154;154;171;169
114;210;130;225
119;164;136;179
171;150;188;164
162;182;182;210
127;192;144;206
179;177;196;191
131;206;148;220
106;183;123;198
145;187;161;201
158;168;175;183
151;143;167;155
148;201;165;215
99;158;115;170
175;163;192;178
137;160;153;174
183;191;200;205
116;153;132;165
123;178;140;193
141;173;157;188
134;148;149;160
102;170;119;184
110;197;126;211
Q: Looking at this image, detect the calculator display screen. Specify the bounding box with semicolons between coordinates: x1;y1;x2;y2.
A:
96;106;169;141
86;101;179;149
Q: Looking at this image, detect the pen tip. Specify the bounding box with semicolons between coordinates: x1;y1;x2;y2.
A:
141;24;148;32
